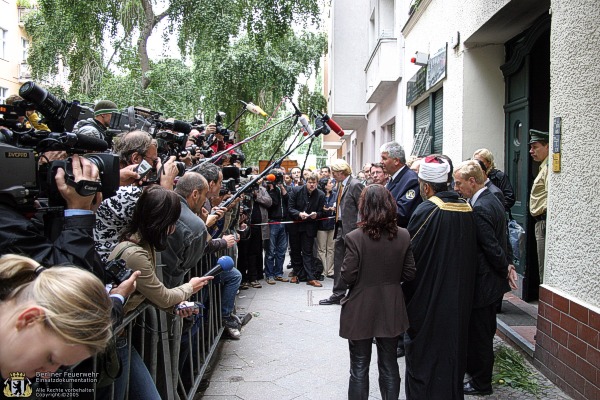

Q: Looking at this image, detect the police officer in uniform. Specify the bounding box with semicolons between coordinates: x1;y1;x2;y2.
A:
529;129;549;283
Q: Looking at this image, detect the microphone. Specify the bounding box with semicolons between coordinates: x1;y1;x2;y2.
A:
55;132;108;152
314;117;330;137
203;256;234;277
171;120;192;135
239;100;268;117
246;102;267;117
323;116;344;137
298;115;313;136
266;174;276;182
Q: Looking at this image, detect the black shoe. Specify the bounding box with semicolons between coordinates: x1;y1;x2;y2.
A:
319;296;341;305
463;381;493;396
318;274;325;281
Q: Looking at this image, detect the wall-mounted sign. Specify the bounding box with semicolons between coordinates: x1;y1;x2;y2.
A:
406;67;427;106
552;116;561;172
406;44;447;105
426;44;447;89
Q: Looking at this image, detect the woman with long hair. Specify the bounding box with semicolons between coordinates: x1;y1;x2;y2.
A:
107;185;213;400
316;177;336;278
339;184;415;400
0;254;112;379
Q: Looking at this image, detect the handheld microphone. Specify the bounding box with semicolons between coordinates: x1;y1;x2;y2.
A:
323;116;344;137
246;102;267;117
298;115;313;136
54;132;109;152
203;256;234;277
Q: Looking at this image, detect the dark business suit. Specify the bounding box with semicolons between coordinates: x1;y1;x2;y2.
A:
331;175;364;299
288;186;325;281
340;227;415;400
466;188;511;392
386;167;422;228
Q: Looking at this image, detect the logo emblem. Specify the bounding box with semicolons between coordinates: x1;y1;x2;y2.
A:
406;189;416;199
3;373;33;397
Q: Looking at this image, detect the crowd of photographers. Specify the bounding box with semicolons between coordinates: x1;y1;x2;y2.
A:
0;82;363;398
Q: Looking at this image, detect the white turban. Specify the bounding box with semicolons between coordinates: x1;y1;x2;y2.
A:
418;157;451;183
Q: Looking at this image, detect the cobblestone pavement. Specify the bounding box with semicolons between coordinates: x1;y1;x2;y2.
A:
200;271;571;400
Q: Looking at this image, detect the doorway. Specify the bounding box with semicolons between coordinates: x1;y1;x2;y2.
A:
501;15;550;301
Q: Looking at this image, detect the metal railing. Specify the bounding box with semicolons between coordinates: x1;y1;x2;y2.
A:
37;251;226;400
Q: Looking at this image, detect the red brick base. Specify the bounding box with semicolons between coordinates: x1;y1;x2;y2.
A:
535;286;600;400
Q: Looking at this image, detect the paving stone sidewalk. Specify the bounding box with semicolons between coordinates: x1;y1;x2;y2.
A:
200;272;571;400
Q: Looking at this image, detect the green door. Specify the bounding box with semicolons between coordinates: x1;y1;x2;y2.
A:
502;16;550;301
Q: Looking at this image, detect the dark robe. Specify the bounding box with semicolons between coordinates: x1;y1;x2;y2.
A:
403;191;477;400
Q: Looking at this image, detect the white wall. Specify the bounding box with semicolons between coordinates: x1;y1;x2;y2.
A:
545;0;600;306
462;44;506;169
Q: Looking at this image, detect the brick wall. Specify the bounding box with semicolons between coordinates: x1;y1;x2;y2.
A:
535;286;600;400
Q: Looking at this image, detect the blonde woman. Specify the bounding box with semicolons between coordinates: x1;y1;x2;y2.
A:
0;254;113;379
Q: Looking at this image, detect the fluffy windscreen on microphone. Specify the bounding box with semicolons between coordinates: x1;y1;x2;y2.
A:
266;174;276;182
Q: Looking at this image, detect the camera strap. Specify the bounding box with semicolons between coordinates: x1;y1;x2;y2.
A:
67;178;102;197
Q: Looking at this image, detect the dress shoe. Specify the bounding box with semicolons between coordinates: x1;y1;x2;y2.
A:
307;280;322;287
463;380;493;396
318;274;325;281
290;276;299;284
319;296;341;305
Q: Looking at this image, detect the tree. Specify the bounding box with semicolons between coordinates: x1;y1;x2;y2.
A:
24;0;324;91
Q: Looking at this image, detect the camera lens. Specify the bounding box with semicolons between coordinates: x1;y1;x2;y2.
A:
19;81;63;118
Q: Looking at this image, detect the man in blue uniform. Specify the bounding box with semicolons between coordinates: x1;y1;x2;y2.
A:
380;141;423;228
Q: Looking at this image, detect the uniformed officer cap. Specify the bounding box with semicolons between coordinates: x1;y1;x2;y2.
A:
529;129;549;144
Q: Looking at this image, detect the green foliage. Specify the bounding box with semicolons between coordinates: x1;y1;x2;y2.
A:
493;345;543;396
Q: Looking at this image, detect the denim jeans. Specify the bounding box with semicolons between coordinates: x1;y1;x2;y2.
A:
265;224;288;278
213;267;242;316
113;338;161;400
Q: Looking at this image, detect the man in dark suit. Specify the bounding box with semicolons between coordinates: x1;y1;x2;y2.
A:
288;172;326;287
380;141;422;228
319;159;364;305
453;160;516;396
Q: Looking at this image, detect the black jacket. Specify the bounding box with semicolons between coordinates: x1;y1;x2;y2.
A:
288;185;325;237
472;189;511;308
267;185;289;220
488;168;516;212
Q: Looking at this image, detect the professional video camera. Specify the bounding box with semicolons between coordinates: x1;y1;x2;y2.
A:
266;170;284;185
0;127;119;209
18;81;87;133
219;166;252;196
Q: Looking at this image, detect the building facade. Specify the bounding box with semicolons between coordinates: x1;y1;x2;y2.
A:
328;0;599;398
0;0;32;103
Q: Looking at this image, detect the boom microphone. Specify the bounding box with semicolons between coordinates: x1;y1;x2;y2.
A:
298;115;313;135
246;102;268;117
203;256;234;277
172;120;192;135
323;116;344;137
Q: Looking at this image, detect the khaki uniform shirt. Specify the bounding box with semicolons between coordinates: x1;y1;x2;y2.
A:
530;157;548;217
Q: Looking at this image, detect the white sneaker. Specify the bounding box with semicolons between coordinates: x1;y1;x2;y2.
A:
225;327;241;340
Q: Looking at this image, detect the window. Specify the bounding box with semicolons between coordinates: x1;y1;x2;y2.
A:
21;38;29;62
0;87;8;104
412;88;443;156
1;28;7;59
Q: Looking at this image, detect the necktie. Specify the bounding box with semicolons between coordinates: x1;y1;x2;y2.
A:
335;182;344;223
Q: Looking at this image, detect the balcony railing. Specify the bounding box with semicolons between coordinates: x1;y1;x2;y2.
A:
18;7;32;25
365;38;400;103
